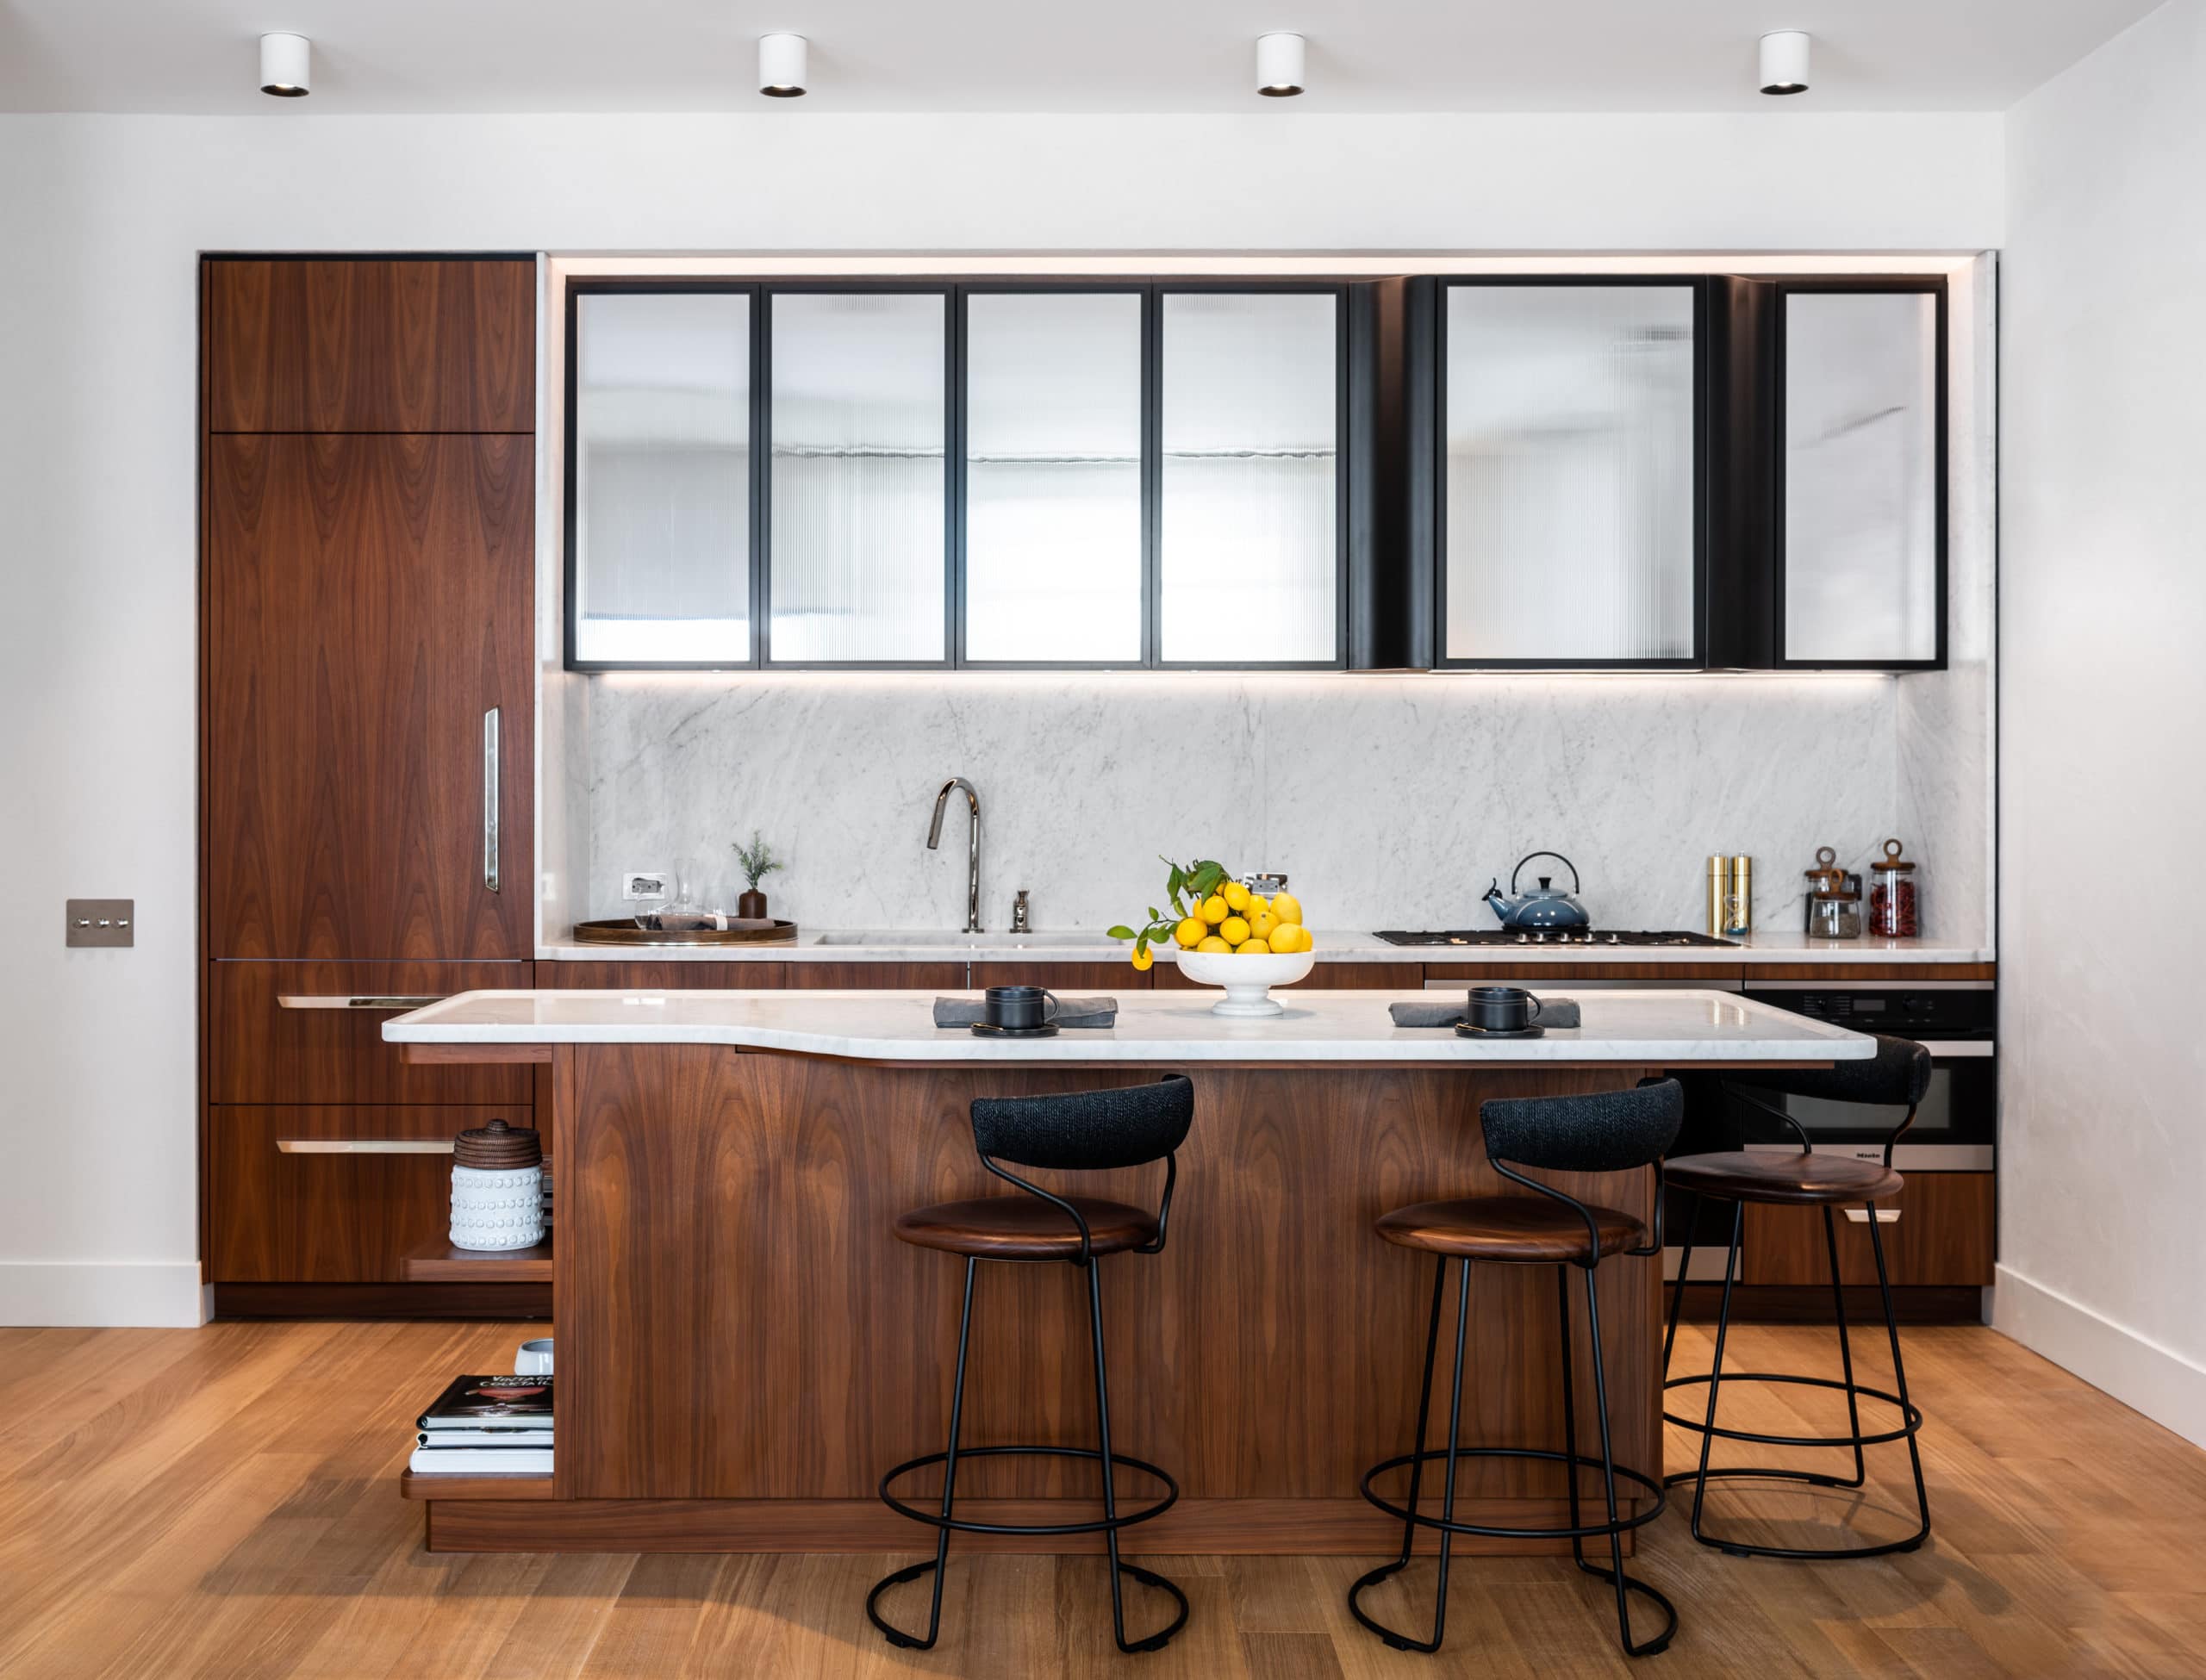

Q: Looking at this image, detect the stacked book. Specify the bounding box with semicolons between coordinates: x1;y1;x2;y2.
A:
408;1374;553;1474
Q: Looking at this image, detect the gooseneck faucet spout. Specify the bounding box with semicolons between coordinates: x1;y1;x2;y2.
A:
926;777;983;933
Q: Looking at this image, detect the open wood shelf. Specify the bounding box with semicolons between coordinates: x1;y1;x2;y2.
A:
399;1469;555;1502
400;1237;552;1283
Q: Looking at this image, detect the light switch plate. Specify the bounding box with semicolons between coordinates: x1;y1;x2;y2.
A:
623;870;670;901
66;899;134;948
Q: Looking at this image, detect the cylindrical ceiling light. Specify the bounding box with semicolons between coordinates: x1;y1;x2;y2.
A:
259;32;311;97
1256;33;1306;97
1758;30;1811;96
758;34;808;97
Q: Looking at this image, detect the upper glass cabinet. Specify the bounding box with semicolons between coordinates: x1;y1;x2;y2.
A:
962;290;1144;665
1778;285;1944;668
1437;281;1701;668
1159;291;1342;665
768;291;950;664
569;289;753;668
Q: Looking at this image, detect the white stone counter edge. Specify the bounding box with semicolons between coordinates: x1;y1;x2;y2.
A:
535;930;1991;966
387;988;1877;1065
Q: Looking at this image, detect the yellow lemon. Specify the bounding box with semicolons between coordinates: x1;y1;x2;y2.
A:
1199;894;1230;924
1222;881;1251;913
1238;934;1273;954
1219;915;1251;947
1293;925;1317;953
1269;892;1304;927
1130;945;1155;972
1196;935;1232;954
1249;908;1280;942
1268;924;1305;954
1175;916;1206;948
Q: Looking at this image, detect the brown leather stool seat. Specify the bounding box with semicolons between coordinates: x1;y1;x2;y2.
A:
894;1195;1160;1260
1375;1195;1647;1263
1665;1150;1903;1205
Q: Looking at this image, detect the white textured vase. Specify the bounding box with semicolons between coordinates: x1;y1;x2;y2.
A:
451;1163;545;1251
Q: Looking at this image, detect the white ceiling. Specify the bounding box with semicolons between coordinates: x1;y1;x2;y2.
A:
0;0;2158;115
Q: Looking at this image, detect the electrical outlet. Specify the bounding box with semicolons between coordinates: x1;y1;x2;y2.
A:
623;870;671;902
66;899;134;948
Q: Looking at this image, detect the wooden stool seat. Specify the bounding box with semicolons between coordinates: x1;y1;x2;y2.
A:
1375;1195;1647;1263
894;1194;1159;1261
1665;1150;1904;1206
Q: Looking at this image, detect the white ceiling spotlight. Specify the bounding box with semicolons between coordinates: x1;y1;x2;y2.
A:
758;34;808;97
1758;29;1811;96
1256;33;1306;98
258;32;310;98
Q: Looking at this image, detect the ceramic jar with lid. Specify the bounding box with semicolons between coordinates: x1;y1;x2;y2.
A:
1803;845;1862;940
1867;837;1921;938
451;1117;545;1251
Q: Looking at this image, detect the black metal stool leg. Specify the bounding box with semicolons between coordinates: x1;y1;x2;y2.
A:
1688;1201;1745;1546
1085;1257;1189;1654
867;1256;978;1650
1823;1204;1869;1490
1580;1266;1679;1657
1867;1203;1933;1552
1661;1190;1699;1381
1556;1266;1586;1567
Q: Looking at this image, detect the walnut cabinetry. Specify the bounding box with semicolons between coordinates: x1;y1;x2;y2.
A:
1744;1173;1994;1288
201;256;538;1308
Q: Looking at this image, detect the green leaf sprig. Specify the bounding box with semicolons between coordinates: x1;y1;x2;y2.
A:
1108;856;1230;957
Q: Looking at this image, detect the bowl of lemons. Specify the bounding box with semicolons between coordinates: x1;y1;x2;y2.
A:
1110;862;1316;1017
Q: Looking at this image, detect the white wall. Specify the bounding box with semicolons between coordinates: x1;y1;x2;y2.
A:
0;109;2003;1326
1997;0;2206;1446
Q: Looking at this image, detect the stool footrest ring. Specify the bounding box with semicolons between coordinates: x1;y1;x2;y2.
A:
1358;1446;1666;1540
1663;1371;1923;1449
878;1443;1179;1536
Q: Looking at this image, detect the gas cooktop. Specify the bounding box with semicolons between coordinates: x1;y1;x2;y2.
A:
1372;929;1740;948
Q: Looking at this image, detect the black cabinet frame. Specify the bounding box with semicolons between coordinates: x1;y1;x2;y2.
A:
565;276;1356;673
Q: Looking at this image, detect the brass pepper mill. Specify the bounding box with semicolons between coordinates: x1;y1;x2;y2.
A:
1725;855;1754;936
1705;855;1729;938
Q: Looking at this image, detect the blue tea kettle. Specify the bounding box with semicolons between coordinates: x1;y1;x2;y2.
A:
1483;852;1591;930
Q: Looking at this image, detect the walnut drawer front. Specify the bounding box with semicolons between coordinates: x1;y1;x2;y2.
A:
1743;1171;1994;1288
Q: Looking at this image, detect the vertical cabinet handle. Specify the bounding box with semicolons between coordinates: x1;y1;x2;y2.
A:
483;706;502;893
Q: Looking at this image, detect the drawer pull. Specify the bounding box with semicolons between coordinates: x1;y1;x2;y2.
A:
277;1139;455;1154
1843;1207;1902;1224
276;995;446;1011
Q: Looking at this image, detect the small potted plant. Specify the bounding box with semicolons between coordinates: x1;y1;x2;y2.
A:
732;831;785;923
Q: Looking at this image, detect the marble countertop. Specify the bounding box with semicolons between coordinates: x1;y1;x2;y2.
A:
386;987;1875;1066
534;929;1991;966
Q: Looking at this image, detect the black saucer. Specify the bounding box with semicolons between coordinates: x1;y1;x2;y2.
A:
969;1022;1061;1039
1454;1022;1546;1040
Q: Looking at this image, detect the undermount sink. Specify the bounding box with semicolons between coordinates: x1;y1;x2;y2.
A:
810;930;1120;949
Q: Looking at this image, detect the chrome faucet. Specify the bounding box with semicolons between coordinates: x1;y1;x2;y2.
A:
926;777;983;933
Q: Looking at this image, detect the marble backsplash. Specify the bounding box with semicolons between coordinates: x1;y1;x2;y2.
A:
558;669;1985;942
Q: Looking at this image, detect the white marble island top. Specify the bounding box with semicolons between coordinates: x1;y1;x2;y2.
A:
387;988;1873;1066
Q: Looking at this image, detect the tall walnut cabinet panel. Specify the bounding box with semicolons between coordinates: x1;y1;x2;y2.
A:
201;256;542;1314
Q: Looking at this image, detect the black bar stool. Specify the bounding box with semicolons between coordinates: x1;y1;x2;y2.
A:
1349;1080;1684;1660
868;1074;1193;1655
1661;1035;1932;1559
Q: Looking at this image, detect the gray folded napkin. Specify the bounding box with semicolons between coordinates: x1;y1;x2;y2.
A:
932;996;1119;1029
1390;996;1582;1030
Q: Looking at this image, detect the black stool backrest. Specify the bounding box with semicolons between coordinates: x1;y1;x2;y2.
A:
1737;1035;1932;1109
971;1074;1193;1171
1480;1080;1684;1175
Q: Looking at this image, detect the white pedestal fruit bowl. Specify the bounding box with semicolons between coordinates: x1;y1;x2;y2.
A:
1170;948;1318;1017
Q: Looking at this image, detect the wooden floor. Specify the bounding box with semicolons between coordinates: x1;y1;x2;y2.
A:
2;1319;2203;1678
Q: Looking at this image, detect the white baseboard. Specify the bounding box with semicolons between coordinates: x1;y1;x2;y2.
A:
1992;1265;2206;1449
0;1260;209;1328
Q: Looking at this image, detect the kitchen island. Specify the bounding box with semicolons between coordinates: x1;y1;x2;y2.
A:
388;988;1870;1556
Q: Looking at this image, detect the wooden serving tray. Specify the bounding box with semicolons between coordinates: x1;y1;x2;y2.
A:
571;919;799;948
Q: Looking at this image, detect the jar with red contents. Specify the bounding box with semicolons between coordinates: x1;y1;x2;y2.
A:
1867;837;1921;938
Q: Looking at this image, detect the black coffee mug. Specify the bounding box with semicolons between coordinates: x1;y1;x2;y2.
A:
1465;985;1543;1033
984;985;1060;1030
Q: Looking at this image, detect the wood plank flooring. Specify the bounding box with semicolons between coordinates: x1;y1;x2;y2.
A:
1;1319;2202;1677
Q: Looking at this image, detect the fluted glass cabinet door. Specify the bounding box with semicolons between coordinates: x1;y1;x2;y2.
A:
1159;292;1340;665
1781;289;1941;665
1441;283;1698;666
571;290;751;666
963;291;1144;664
769;291;948;663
